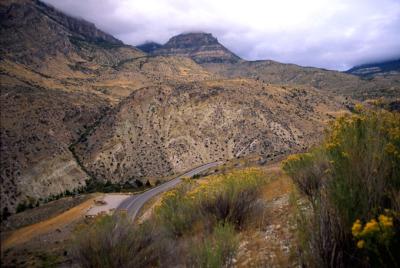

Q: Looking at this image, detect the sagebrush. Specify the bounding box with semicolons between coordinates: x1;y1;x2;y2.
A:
283;107;400;267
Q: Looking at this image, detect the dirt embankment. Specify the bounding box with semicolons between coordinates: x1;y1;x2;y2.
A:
1;195;99;250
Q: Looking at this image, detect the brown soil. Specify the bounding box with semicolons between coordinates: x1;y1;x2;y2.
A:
235;165;298;267
2;194;98;251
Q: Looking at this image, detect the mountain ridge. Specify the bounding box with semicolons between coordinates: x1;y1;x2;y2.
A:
139;32;399;100
346;59;400;78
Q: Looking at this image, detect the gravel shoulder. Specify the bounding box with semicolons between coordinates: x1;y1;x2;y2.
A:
86;194;131;216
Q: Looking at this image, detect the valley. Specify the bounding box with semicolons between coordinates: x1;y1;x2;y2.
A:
0;0;399;267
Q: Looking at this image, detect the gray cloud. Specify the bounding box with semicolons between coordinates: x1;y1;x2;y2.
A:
43;0;400;70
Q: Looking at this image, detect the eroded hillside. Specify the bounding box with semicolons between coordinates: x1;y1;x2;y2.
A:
0;0;213;213
74;79;345;183
1;0;397;216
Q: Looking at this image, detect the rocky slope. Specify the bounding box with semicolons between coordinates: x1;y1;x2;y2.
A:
0;0;212;213
151;33;241;64
74;79;345;182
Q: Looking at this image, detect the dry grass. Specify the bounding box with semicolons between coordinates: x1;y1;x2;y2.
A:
235;171;297;267
2;194;99;250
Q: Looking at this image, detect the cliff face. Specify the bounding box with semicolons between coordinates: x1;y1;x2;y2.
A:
0;0;124;67
153;33;241;64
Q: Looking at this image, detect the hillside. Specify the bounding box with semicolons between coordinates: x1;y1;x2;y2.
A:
1;1;399;267
203;60;400;100
1;0;398;216
0;0;213;213
73;79;345;183
346;59;400;78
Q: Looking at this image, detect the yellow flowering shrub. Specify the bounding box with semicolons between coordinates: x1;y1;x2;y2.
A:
156;168;268;236
352;212;397;259
354;103;364;113
283;108;400;267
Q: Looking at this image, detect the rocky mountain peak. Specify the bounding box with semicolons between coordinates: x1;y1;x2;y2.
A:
151;32;241;64
163;32;219;49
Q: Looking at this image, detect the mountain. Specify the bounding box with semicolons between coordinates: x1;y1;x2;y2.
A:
136;41;163;53
202;60;400;100
151;33;241;64
1;0;398;216
145;33;399;100
73;79;344;182
0;0;212;213
346;59;400;78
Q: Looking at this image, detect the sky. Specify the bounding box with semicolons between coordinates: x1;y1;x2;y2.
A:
43;0;400;71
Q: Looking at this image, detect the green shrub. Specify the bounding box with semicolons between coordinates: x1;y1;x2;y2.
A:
156;168;267;236
197;168;266;229
283;108;400;267
74;168;267;267
72;215;158;268
155;183;197;237
190;222;239;268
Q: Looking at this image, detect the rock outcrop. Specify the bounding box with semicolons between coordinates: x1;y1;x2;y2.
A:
152;33;241;64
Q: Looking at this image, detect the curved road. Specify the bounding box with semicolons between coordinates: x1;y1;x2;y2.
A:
117;161;222;221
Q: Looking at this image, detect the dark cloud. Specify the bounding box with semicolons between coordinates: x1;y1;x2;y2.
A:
43;0;400;70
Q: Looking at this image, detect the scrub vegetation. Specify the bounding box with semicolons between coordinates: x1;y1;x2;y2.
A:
72;168;268;267
283;107;400;267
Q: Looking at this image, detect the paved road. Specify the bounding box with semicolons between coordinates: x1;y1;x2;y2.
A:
116;161;222;221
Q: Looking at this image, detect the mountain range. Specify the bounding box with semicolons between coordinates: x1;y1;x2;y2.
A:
0;0;399;215
138;33;400;100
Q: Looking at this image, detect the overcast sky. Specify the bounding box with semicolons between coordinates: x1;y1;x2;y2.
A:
43;0;400;70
